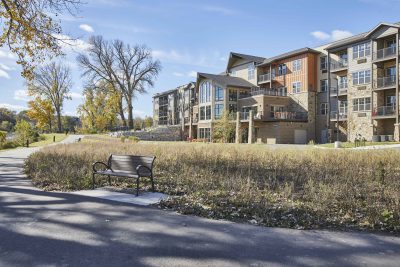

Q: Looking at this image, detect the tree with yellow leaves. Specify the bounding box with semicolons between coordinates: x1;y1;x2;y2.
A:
27;97;55;132
0;0;83;79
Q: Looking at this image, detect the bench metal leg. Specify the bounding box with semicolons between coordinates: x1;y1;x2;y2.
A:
136;178;139;196
92;173;95;189
108;175;111;186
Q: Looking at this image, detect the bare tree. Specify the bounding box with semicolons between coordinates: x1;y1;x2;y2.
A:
28;62;72;132
77;36;161;129
0;0;83;79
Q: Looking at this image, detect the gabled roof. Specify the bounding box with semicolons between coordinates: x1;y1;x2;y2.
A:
197;72;254;88
226;52;265;71
258;47;320;66
326;22;400;50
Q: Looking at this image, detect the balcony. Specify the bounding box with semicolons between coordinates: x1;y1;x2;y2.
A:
247;87;287;97
373;46;396;62
372;105;396;118
374;75;396;90
330;59;348;72
330;84;348;96
330;111;348;121
258;73;274;84
239;111;307;122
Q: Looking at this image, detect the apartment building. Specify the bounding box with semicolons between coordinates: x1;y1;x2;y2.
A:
152;82;196;128
153;22;400;144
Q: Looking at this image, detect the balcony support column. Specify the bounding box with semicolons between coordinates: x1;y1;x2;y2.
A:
269;65;272;89
327;51;332;143
248;110;254;144
188;117;192;139
235;111;240;144
396;32;399;125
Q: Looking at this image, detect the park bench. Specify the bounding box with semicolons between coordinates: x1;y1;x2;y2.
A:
92;154;156;196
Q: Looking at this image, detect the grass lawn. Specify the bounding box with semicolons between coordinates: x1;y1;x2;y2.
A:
316;141;400;148
29;133;68;147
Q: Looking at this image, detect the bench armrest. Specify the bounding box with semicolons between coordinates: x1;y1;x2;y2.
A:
92;161;110;173
136;165;152;176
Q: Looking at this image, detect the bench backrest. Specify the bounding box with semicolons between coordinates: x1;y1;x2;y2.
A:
108;154;155;176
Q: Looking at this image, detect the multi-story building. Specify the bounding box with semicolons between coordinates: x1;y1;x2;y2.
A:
152;82;196;128
153;22;400;144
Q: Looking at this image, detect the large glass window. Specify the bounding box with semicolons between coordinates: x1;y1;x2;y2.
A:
228;89;237;101
229;104;237;113
292;81;301;93
292;59;302;72
352;70;371;85
386;95;396;106
215;86;224;101
199;81;211;103
214;104;224;119
248;63;255;80
352;42;371;59
338;76;348;89
353;97;371;111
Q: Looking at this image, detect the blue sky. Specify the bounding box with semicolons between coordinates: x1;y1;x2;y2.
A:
1;0;400;117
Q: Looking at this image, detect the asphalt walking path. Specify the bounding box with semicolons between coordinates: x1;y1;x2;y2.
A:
0;136;400;267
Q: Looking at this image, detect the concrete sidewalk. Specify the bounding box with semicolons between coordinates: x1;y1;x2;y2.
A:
0;136;400;266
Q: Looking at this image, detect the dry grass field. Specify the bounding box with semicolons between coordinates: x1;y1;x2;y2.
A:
25;136;400;232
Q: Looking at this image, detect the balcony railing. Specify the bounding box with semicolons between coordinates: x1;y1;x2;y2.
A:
258;73;275;83
330;85;348;96
375;75;396;89
249;87;287;97
330;111;348;120
372;105;396;117
374;46;396;60
269;111;308;121
330;59;348;71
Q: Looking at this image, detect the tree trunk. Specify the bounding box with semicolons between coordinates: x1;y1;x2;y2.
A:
127;102;134;130
118;97;127;127
49;118;52;133
56;108;62;133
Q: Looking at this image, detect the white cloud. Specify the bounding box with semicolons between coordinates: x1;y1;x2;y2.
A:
152;50;184;62
0;49;15;59
331;30;353;41
14;90;31;101
54;34;92;53
0;103;27;111
188;71;197;78
68;92;84;99
79;24;94;33
173;72;184;77
310;29;353;42
0;63;14;71
0;69;10;79
310;31;330;41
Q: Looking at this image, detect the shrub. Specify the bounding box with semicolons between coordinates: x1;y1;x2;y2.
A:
25;139;400;232
14;120;38;145
0;131;7;148
128;136;140;143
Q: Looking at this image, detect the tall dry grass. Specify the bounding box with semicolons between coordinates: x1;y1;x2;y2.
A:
25;137;400;232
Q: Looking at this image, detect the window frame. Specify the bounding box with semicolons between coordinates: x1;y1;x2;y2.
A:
292;59;302;72
215;86;224;101
320;102;328;115
352;70;371;85
320;79;328;92
247;63;255;80
352;42;371;59
292;81;302;94
214;103;224;119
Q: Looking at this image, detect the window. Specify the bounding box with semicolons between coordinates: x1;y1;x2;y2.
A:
248;63;255;80
292;59;302;72
199;81;211;103
230;70;236;77
385;66;396;77
278;64;287;75
200;106;205;120
199;128;211;140
320;103;328;115
352;42;371;59
206;106;211;120
320;56;327;70
215;86;223;101
353;97;371;112
320;79;328;92
292;81;301;93
352;70;371;85
338;76;348;89
214;104;224;119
